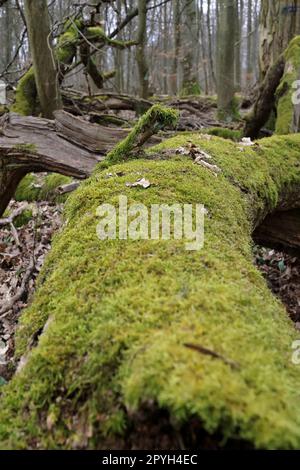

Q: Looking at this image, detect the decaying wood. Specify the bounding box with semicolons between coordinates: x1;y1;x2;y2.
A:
244;56;285;139
0;111;128;217
62;89;221;130
254;209;300;256
56;182;80;195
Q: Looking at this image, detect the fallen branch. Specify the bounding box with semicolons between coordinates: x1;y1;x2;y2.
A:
56;181;80;195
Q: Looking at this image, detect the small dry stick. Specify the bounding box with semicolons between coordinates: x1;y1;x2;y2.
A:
184;343;240;371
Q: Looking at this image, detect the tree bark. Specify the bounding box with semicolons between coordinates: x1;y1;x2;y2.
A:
24;0;62;118
244;55;285;138
217;0;236;120
259;0;300;77
0;111;126;216
136;0;149;99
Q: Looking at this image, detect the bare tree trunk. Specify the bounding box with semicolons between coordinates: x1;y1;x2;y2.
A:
171;0;180;94
246;0;253;86
136;0;149;99
235;0;242;90
207;0;216;92
217;0;236;120
24;0;61;118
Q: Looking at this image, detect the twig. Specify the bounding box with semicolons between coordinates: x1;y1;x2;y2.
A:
0;203;29;246
184;343;240;370
0;257;35;319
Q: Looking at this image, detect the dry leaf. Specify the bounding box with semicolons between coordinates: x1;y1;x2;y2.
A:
126;178;151;189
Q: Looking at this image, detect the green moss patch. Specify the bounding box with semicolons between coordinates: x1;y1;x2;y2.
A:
12;68;38;116
205;127;243;142
15;174;72;203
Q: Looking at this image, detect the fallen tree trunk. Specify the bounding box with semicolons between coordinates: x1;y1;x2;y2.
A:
0;106;171;217
1;132;300;449
0;111;114;216
62;89;221;130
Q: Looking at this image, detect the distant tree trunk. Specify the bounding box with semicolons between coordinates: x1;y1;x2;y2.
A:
200;0;209;95
4;1;11;66
163;1;168;94
259;0;300;78
235;0;242;90
246;0;253;86
207;0;216;92
115;0;124;93
180;0;201;95
171;0;181;94
24;0;61;118
136;0;149;99
217;0;236;120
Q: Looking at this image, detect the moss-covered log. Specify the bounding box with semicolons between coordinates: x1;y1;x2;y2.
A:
2;131;300;449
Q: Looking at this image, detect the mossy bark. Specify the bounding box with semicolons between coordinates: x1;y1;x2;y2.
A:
244;36;300;138
2;131;300;449
24;0;62;118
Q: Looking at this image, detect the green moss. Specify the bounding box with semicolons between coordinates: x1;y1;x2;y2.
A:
12;68;38;116
15;174;72;203
275;36;300;134
0;105;7;116
179;79;201;97
205;127;243;142
217;95;240;122
13;143;37;153
86;27;136;49
14;209;33;228
1;130;300;448
56;20;82;65
105;104;179;164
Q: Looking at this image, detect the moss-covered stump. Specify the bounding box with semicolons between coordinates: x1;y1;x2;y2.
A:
1;132;300;449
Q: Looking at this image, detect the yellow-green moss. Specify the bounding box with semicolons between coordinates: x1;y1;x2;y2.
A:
15;173;72;203
217;95;241;122
56;20;82;65
275;36;300;134
14;209;33;228
1;129;300;448
179;80;201;97
86;27;136;49
105;104;179;164
11;68;38;116
205;127;243;142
